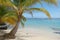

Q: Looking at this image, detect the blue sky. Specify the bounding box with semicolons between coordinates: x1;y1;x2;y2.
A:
23;0;60;18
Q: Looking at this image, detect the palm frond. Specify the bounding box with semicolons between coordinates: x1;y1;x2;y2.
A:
20;15;27;28
25;8;51;18
12;0;40;7
3;17;17;25
28;10;33;17
20;20;24;28
23;0;40;7
0;5;8;17
42;0;57;5
24;8;33;17
21;16;26;22
0;0;18;12
1;12;18;25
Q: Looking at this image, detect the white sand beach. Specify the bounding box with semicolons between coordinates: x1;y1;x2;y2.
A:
5;27;60;40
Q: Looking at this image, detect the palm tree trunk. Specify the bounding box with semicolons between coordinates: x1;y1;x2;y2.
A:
3;10;22;39
3;16;20;39
9;22;19;36
8;10;22;36
3;24;19;39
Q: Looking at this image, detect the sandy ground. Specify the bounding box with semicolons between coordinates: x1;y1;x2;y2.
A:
0;27;60;40
8;27;60;40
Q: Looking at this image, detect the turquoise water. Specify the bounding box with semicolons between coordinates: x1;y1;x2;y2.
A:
23;18;60;29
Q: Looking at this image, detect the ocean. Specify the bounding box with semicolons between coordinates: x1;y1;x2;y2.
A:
23;18;60;28
19;18;60;32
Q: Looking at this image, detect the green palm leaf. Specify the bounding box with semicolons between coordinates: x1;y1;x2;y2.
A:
0;5;8;17
20;20;24;28
43;0;57;5
20;15;27;27
1;11;18;25
0;0;18;11
24;8;51;18
21;16;26;22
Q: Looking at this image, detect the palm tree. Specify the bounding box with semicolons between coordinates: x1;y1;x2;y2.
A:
0;0;57;39
0;5;18;27
0;5;18;39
